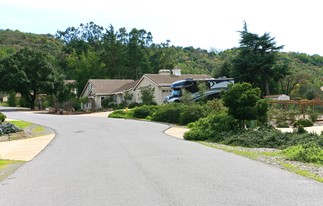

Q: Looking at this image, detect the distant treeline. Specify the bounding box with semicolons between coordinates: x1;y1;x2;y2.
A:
1;22;323;99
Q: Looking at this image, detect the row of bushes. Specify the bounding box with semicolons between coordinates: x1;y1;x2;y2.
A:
110;104;207;125
109;101;323;165
276;118;314;128
184;112;323;164
185;112;323;147
109;100;226;126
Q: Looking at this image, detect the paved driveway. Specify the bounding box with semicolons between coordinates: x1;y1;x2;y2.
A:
1;111;323;206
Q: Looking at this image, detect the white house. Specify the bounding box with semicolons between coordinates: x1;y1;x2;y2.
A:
80;79;136;110
133;68;212;105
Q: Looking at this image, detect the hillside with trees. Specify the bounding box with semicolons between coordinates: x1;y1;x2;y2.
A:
1;22;323;106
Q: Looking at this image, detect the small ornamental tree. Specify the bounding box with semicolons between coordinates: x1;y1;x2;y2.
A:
140;87;156;105
222;82;268;128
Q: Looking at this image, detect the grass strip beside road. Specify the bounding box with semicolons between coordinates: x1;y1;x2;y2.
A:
7;120;47;138
9;120;32;129
200;141;323;183
0;160;25;182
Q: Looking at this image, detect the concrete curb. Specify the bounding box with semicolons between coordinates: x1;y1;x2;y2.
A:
164;126;189;139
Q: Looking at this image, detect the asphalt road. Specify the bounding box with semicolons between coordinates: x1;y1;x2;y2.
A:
1;111;323;206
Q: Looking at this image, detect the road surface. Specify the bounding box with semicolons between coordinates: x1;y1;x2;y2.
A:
1;110;323;206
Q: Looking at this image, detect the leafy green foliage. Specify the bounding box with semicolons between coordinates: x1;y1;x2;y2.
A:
0;29;63;57
0;112;6;123
178;104;206;125
151;104;182;124
150;103;207;125
140;87;156;105
255;99;269;125
66;50;105;96
276;121;289;128
184;112;238;141
232;22;285;96
101;97;115;109
2;24;323;106
220;128;291;148
108;109;133;119
293;119;314;127
222;82;267;127
133;105;157;119
284;143;323;164
0;48;63;109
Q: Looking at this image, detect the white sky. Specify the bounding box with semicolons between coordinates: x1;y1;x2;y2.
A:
1;0;323;55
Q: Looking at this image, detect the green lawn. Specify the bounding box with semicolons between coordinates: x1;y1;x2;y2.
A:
0;160;25;182
8;120;32;129
0;159;24;169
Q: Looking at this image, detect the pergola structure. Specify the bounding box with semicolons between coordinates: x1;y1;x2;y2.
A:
269;99;323;118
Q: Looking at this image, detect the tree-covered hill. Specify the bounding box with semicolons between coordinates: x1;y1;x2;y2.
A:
0;29;63;60
1;22;323;100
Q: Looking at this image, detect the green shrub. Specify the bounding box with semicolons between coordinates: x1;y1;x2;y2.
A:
283;143;323;164
308;111;320;123
101;97;115;109
0;112;6;123
152;104;182;124
151;103;207;125
220;128;291;148
293;119;313;127
128;102;142;108
178;104;206;125
276;121;289;128
286;109;300;122
133;105;157;119
184;113;238;141
108;110;132;119
295;125;307;134
205;99;226;113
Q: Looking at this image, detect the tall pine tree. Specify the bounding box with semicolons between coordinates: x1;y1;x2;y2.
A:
232;22;285;96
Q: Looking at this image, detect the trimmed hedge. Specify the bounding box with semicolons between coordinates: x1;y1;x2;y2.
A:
184;113;238;141
293;119;313;127
151;104;182;124
133;105;157;119
151;103;207;125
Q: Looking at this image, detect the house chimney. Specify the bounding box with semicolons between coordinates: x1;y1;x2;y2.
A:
158;69;171;75
172;67;181;76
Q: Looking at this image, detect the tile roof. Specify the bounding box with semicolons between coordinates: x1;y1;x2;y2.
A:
115;80;139;93
89;79;135;95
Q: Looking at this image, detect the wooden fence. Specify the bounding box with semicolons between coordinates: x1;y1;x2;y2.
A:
269;99;323;118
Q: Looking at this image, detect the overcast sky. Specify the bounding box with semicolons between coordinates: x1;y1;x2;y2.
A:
1;0;322;55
